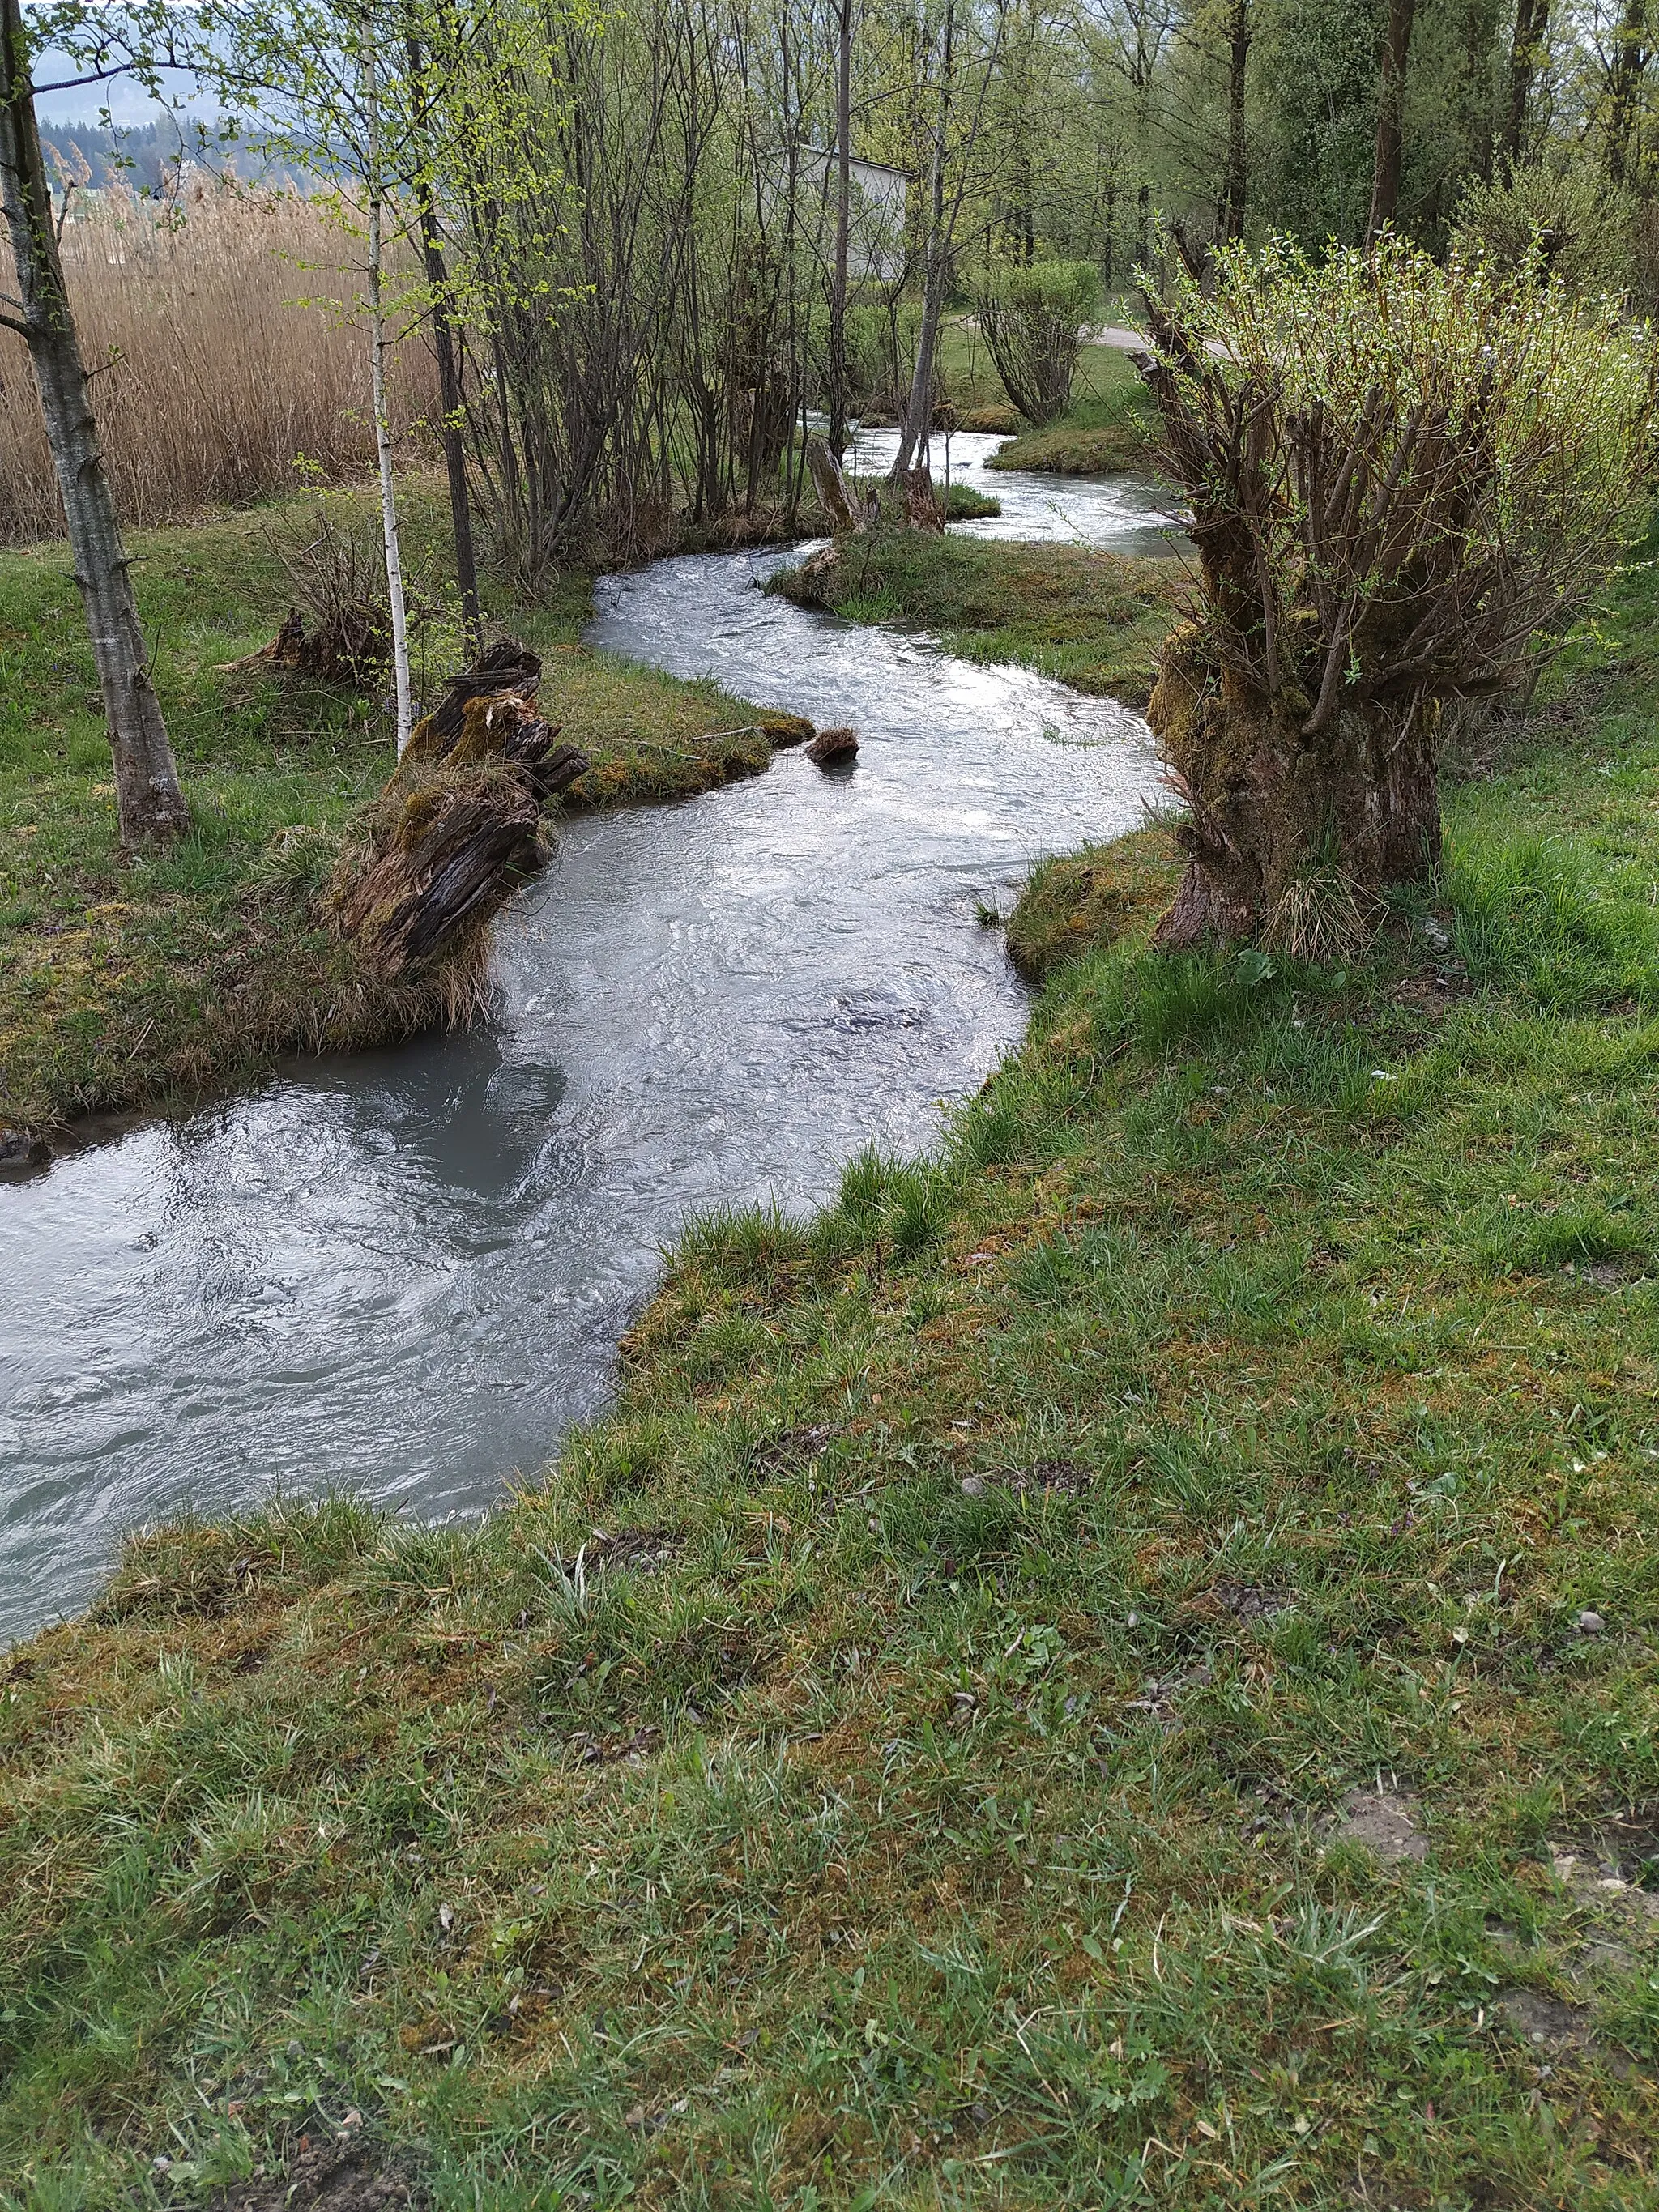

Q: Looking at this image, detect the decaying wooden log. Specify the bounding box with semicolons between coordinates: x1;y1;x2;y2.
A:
328;642;588;982
403;637;544;757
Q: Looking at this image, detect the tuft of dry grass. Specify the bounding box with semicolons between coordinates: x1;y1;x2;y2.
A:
0;176;433;545
1265;867;1387;963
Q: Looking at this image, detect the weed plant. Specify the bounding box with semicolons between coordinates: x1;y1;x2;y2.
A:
0;180;434;546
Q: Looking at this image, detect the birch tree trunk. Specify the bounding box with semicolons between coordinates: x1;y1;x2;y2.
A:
362;26;414;757
0;0;187;846
407;32;481;659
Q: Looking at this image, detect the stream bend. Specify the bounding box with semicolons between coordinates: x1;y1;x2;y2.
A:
0;444;1174;1645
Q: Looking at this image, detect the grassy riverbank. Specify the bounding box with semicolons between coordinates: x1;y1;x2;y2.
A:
6;556;1659;2204
770;530;1183;704
0;482;778;1139
985;344;1157;477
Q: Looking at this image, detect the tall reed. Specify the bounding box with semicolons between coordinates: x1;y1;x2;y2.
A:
0;174;434;546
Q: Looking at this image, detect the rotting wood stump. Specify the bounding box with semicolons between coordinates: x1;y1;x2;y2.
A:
219;603;390;685
327;641;587;984
807;437;859;532
902;465;945;533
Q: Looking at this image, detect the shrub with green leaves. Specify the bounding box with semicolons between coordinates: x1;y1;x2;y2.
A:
1136;233;1658;949
1453;160;1633;301
975;258;1102;426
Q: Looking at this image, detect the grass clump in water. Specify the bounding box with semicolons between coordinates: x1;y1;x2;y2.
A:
769;529;1183;704
987;343;1158;475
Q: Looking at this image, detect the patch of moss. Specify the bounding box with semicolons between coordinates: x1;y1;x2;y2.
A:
1006;827;1183;980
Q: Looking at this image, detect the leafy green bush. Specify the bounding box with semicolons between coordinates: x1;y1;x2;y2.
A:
1453;160;1632;300
975;259;1102;425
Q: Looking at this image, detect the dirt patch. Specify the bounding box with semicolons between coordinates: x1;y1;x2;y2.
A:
1210;1581;1291;1625
756;1424;839;1472
1119;1664;1213;1731
961;1458;1093;1502
208;2132;416;2210
1332;1789;1429;1865
1494;1988;1594;2054
1548;1839;1659;1924
1015;1457;1093;1496
566;1723;664;1767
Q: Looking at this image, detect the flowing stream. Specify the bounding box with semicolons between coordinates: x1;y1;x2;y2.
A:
0;437;1175;1646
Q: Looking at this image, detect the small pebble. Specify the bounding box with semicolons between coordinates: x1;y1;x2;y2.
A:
959;1476;985;1498
1125;1612;1140;1629
1576;1609;1606;1635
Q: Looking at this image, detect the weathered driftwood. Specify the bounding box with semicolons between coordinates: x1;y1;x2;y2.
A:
219;603;390;684
329;644;588;981
806;437;859;532
806;723;859;765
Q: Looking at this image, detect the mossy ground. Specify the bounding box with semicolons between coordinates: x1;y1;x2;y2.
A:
984;346;1157;477
6;560;1659;2206
0;480;772;1134
768;530;1183;705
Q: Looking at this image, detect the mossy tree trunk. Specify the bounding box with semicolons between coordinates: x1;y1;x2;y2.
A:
1149;633;1440;948
0;0;187;847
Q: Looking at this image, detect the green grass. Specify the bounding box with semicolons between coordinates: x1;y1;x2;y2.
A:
0;479;774;1134
6;564;1659;2202
987;346;1158;477
884;323;1157;471
768;528;1183;705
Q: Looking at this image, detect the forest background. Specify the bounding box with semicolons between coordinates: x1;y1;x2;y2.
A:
8;0;1659;567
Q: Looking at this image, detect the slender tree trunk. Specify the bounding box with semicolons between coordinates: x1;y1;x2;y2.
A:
362;28;413;756
1366;0;1417;244
828;0;852;461
1221;0;1251;242
893;0;955;480
1604;0;1648;189
407;32;481;658
0;0;186;846
1503;0;1550;163
1456;0;1498;184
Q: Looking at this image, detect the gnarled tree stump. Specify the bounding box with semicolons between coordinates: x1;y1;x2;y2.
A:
328;641;587;982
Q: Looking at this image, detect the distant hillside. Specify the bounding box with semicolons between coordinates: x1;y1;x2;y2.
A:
36;119;306;194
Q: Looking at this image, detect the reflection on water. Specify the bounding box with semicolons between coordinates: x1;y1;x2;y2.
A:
0;474;1166;1647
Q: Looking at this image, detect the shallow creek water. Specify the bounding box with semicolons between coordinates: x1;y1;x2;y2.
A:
0;445;1175;1645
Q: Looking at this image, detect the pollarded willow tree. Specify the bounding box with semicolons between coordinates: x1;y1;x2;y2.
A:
1132;237;1658;951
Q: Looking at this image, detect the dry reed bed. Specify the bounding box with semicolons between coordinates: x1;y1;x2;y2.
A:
0;178;434;545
